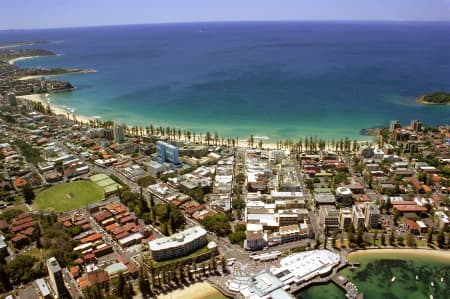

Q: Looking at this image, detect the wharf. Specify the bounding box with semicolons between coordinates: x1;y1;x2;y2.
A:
331;274;364;299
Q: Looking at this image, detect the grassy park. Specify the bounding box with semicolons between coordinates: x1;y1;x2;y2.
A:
35;180;104;212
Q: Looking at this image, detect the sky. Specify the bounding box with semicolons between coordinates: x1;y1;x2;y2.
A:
1;0;450;30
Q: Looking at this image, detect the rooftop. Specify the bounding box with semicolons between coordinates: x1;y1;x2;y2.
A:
149;226;206;251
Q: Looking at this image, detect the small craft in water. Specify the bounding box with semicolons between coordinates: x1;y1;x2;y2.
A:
391;276;396;283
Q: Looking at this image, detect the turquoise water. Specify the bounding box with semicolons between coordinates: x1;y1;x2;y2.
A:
298;253;450;299
1;22;449;140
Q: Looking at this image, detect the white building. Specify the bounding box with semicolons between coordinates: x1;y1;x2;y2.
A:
271;250;340;285
149;226;208;261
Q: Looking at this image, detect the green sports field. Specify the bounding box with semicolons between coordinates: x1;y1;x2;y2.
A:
35;181;104;212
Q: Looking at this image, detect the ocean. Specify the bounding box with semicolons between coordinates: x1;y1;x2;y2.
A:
1;21;449;141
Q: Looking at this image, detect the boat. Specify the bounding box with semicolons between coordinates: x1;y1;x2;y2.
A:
430;281;434;287
391;276;396;282
440;277;444;282
429;295;433;299
415;275;419;280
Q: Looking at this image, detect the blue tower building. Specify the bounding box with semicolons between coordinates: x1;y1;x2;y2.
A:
156;141;180;165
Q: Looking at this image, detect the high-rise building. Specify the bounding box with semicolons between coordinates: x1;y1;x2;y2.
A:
389;120;401;132
46;257;65;298
364;204;380;229
113;124;125;144
339;208;353;230
410;120;422;132
7;92;17;107
352;205;365;230
319;206;339;231
156;141;180;165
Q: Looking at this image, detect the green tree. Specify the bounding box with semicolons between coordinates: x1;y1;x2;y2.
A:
427;229;433;245
437;230;446;248
221;256;227;273
116;272;126;297
389;231;395;246
0;264;12;293
202;214;231;236
228;231;246;244
22;183;35;204
232;196;246;210
406;233;416;247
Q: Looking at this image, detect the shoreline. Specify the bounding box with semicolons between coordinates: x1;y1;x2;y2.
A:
7;56;41;65
347;248;450;263
17;69;97;81
156;281;225;299
17;92;376;150
18;94;94;124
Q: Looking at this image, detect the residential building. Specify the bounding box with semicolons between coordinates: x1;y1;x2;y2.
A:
319;206;339;231
339;208;353;230
411;120;422;132
113;124;125;144
149;226;207;261
46;257;65;298
335;187;353;206
390;120;401;132
245;223;265;250
364;204;380;229
156;141;180;165
352;206;365;230
35;278;51;299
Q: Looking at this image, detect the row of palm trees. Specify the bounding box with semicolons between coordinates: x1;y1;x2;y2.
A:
143;255;224;294
80;118;374;152
275;136;366;152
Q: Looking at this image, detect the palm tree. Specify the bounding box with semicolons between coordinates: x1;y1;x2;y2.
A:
214;131;219;145
149;124;154;135
248;134;254;148
205;131;212;145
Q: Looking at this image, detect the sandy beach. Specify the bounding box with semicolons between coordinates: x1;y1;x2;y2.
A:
347;248;450;263
157;281;226;299
17;69;97;81
18;94;93;124
8;56;40;65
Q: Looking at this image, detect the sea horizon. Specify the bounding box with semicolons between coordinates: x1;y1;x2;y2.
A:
2;21;449;141
3;19;450;32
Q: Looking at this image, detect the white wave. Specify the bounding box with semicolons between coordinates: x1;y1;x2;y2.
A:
254;135;270;140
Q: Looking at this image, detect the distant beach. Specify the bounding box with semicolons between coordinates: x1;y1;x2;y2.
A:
8;56;40;65
157;281;227;299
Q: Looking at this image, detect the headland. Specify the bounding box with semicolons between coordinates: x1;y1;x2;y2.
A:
0;47;95;96
417;92;450;105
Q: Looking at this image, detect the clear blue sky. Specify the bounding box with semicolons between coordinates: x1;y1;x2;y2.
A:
2;0;450;30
